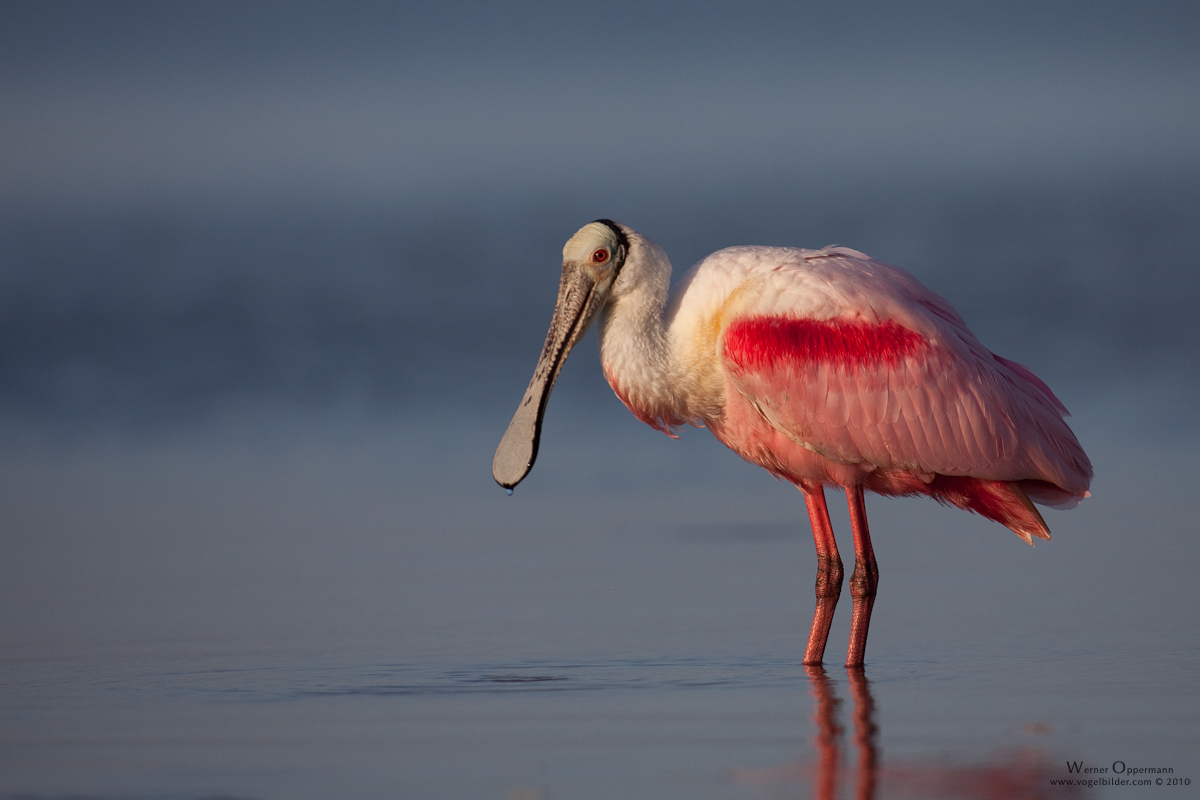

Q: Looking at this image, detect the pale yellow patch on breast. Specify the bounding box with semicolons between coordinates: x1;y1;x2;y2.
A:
673;275;769;421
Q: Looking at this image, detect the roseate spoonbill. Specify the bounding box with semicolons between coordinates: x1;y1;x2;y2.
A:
493;220;1092;666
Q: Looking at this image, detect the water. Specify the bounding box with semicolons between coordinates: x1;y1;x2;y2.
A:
1;174;1198;798
4;3;1199;793
10;649;1187;799
1;385;1197;798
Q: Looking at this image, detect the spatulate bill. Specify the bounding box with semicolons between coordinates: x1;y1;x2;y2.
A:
492;261;608;489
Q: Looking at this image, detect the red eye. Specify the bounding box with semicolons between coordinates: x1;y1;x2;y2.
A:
592;248;609;263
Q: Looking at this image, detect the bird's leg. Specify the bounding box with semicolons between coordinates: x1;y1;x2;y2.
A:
845;485;879;667
801;482;843;665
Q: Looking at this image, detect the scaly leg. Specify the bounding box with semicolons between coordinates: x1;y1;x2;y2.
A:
845;485;879;667
801;482;843;665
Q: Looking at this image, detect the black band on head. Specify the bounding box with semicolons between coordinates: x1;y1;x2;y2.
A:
593;219;630;253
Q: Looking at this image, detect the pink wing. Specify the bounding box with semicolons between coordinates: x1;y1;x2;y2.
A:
715;251;1092;503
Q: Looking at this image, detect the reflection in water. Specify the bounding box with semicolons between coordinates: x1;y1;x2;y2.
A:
732;668;1086;799
845;668;878;800
810;666;849;800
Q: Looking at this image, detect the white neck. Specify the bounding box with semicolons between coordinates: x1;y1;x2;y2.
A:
596;232;706;429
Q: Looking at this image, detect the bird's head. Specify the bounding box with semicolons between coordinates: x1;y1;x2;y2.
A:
491;219;630;490
561;219;629;296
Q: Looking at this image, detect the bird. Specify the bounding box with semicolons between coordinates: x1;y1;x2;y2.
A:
493;219;1092;667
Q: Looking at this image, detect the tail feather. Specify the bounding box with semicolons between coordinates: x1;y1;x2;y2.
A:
927;476;1051;545
865;470;1053;545
1019;478;1090;509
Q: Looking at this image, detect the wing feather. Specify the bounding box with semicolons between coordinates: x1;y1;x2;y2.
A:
713;249;1092;495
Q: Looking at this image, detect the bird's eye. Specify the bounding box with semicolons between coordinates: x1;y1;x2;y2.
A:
592;248;609;263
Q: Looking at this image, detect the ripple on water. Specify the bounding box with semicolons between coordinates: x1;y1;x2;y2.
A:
2;654;815;707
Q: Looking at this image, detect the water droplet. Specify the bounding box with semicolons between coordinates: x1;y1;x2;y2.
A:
506;488;514;496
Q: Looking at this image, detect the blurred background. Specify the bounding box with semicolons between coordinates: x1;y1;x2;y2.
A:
1;2;1198;798
2;0;1198;428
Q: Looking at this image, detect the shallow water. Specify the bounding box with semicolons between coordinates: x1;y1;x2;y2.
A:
1;177;1198;800
5;649;1193;799
4;4;1200;794
1;389;1196;799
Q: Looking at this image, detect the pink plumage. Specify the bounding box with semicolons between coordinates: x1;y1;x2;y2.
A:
724;318;928;370
494;221;1093;666
658;245;1091;527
